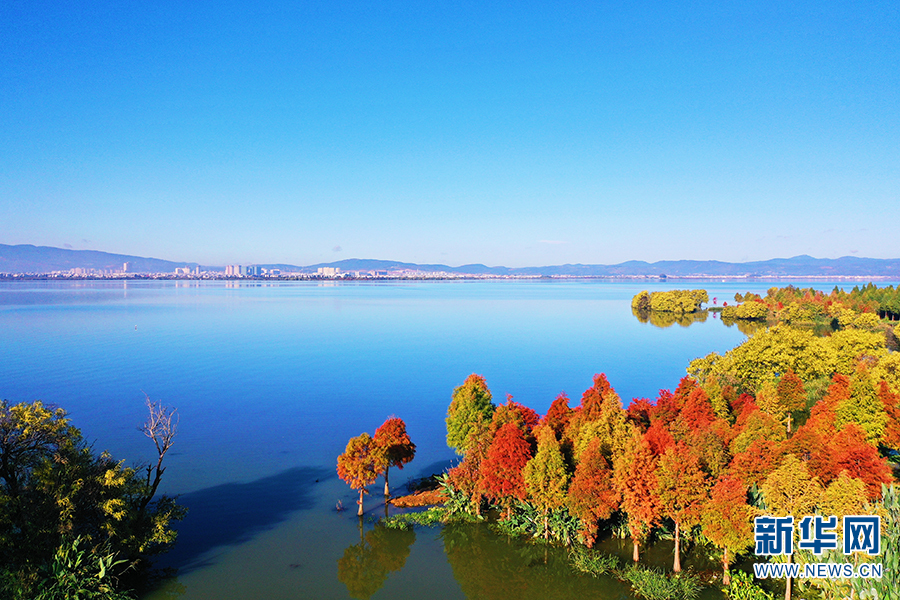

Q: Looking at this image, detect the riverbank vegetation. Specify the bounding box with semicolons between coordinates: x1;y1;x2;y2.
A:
340;284;900;600
0;399;184;599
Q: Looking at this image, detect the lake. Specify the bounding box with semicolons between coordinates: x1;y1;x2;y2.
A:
0;278;884;598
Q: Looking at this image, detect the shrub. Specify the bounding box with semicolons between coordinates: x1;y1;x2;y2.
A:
623;565;701;600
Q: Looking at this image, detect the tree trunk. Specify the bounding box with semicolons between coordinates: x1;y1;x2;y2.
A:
543;513;549;540
633;537;640;562
358;489;364;516
784;553;792;600
384;466;390;497
723;547;731;586
674;520;681;573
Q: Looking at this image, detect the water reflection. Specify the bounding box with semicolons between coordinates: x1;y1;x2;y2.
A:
337;522;416;599
631;308;709;328
441;523;629;600
719;315;765;336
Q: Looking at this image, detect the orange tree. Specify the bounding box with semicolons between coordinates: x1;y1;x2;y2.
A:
656;443;709;572
565;437;619;547
614;427;660;563
337;432;386;516
700;475;753;585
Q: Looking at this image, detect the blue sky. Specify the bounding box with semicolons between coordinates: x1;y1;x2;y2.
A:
2;1;897;267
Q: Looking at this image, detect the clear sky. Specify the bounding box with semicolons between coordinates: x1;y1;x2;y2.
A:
2;1;897;267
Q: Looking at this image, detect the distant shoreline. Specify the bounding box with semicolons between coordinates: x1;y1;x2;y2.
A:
3;273;900;282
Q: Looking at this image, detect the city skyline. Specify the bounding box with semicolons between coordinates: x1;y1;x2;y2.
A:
2;2;897;267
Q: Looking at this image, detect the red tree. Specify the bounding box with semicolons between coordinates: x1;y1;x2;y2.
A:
626;397;654;431
374;417;416;498
479;422;532;517
829;424;893;499
541;392;572;439
566;438;619;547
490;395;540;437
729;439;785;488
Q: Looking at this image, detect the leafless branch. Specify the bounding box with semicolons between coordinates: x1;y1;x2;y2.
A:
138;395;179;513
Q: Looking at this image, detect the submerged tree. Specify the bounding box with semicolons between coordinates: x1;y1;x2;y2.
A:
374;417;416;498
337;433;386;516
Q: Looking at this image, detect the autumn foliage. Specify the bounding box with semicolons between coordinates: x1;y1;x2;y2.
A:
337;432;387;516
341;287;900;580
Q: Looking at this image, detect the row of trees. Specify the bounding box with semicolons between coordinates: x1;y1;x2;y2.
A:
0;398;184;599
337;417;416;515
437;358;898;595
724;284;900;325
335;283;900;598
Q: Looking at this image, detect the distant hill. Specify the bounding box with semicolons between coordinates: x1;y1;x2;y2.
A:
3;244;900;278
0;244;203;274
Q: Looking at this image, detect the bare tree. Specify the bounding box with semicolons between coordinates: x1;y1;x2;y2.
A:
139;396;178;514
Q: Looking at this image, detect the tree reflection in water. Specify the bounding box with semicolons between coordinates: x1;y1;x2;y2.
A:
441;523;629;600
337;521;416;600
632;307;709;328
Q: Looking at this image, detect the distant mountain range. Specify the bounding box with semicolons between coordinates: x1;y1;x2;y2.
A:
3;244;900;278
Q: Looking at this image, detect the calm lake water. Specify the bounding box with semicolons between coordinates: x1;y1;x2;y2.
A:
1;278;888;599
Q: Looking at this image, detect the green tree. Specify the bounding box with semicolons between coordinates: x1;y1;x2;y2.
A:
0;400;183;598
446;374;495;454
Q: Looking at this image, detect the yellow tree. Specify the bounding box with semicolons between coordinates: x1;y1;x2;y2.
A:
523;425;569;539
761;455;822;600
337;433;386;516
